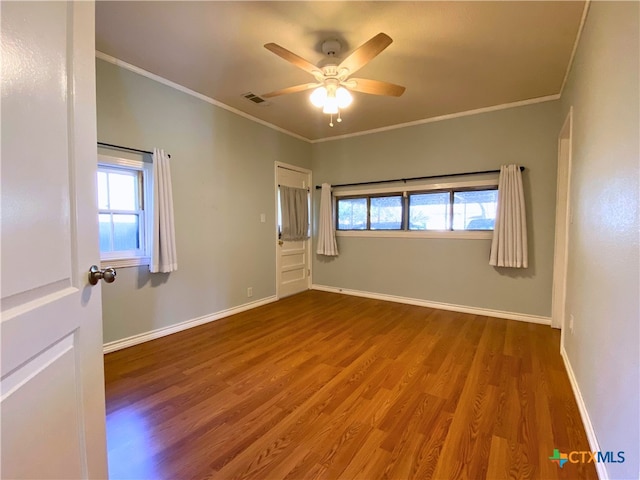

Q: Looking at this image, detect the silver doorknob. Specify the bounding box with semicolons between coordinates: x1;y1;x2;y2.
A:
88;265;117;285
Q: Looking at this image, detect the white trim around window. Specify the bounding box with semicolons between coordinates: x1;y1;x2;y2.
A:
101;256;152;269
336;230;493;239
334;178;499;197
98;154;153;268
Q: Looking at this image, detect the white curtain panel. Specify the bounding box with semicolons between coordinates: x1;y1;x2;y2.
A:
150;148;178;273
280;185;309;241
490;164;528;268
316;183;339;256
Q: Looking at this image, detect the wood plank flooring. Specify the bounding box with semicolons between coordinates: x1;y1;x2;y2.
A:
104;290;597;480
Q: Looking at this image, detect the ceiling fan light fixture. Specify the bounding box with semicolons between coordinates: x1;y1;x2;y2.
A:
322;96;339;114
336;87;353;108
311;82;350;115
309;86;327;108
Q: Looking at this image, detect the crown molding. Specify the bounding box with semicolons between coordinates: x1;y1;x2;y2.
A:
95;51;311;143
559;0;591;96
311;93;561;143
97;51;562;145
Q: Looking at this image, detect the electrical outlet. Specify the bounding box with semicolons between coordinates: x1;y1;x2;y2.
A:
569;314;574;334
247;287;253;298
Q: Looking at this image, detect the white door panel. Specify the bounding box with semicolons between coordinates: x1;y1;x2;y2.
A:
2;335;84;480
1;2;108;479
1;1;73;298
276;164;312;298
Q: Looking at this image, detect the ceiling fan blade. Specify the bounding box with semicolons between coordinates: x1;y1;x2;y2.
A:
348;78;406;97
264;43;322;76
338;33;393;76
262;83;320;98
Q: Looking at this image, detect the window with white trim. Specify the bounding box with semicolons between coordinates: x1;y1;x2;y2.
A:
97;155;152;267
335;180;498;238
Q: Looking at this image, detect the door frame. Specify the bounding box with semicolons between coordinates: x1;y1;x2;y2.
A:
274;162;313;299
552;107;573;336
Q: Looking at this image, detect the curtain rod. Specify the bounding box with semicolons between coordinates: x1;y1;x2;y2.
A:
314;166;524;190
277;184;309;190
97;141;171;158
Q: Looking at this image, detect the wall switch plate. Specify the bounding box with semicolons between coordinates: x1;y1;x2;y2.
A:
569;314;574;333
260;213;266;223
247;287;253;297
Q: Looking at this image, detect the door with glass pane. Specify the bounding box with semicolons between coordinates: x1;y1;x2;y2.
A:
276;164;311;298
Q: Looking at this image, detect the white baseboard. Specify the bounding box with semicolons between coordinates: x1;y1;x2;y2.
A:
311;284;551;325
103;287;550;354
103;296;278;354
560;345;607;480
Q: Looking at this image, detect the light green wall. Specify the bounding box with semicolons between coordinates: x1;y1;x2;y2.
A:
560;2;639;478
97;6;639;472
97;59;311;343
311;101;561;317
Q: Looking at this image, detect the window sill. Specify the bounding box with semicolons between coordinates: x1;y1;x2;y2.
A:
336;230;493;240
100;257;150;269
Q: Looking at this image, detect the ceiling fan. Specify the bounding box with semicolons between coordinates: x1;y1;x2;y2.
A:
262;33;406;126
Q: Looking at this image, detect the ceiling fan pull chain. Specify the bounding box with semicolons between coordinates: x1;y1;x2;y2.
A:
337;111;342;123
329;114;334;127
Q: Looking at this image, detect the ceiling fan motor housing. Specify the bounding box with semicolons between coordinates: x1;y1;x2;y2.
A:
318;39;343;69
321;39;341;57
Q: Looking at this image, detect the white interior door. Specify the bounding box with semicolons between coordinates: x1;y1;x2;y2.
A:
552;108;573;331
276;164;312;298
1;2;108;479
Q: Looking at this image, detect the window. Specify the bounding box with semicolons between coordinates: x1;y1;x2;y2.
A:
370;195;403;230
453;189;498;230
335;181;498;238
409;192;450;230
97;155;152;267
408;188;498;231
337;195;403;230
337;197;367;230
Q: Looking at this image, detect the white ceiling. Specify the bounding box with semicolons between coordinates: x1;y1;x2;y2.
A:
95;1;586;142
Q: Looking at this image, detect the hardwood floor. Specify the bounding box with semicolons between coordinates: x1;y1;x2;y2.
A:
104;291;597;480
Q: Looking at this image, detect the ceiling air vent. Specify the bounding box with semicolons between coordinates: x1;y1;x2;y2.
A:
241;92;270;106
